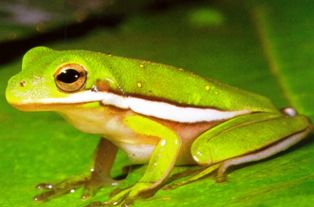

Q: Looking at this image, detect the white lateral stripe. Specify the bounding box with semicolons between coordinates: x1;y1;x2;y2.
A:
36;91;250;123
127;97;248;123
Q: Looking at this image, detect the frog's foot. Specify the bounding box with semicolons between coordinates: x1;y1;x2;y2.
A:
34;174;120;202
34;138;120;202
82;174;120;200
34;176;88;202
86;182;155;207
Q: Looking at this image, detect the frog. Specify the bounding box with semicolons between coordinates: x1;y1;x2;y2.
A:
5;46;313;206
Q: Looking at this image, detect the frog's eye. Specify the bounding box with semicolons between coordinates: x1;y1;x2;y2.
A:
54;64;87;92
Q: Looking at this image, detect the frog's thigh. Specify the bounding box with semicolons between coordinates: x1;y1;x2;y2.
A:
124;115;181;188
192;112;311;180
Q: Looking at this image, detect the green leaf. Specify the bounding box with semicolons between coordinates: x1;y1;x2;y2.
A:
0;0;313;207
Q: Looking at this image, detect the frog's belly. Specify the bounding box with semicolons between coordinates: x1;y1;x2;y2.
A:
118;141;198;165
117;142;155;164
60;106;159;163
59;105;214;165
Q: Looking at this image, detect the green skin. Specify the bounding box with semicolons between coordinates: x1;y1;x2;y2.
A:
5;47;312;206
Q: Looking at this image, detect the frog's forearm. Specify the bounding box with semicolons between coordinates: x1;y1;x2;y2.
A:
104;115;182;205
124;115;181;187
92;138;117;178
81;138;118;199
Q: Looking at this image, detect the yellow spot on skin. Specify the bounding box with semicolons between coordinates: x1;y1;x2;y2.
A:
139;64;144;68
205;85;210;91
137;82;142;88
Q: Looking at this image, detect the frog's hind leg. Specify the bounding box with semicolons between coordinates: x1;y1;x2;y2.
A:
166;112;312;189
216;126;312;182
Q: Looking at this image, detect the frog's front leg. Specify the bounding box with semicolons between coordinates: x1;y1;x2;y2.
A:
167;111;312;189
89;115;181;206
34;138;118;201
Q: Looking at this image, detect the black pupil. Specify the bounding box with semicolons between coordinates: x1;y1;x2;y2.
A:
57;69;81;83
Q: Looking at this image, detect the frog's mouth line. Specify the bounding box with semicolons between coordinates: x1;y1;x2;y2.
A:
10;102;93;112
11;90;251;123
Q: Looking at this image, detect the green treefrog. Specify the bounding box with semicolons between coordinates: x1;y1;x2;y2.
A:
5;47;313;206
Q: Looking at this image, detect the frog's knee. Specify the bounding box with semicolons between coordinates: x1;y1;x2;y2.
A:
281;107;297;117
191;148;214;166
281;108;312;130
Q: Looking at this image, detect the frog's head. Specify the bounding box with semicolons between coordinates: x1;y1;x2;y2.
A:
6;46;118;111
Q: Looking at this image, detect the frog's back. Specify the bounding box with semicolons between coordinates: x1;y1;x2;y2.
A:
102;55;277;112
40;48;276;113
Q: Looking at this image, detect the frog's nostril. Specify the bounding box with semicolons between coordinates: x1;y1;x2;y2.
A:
19;80;26;87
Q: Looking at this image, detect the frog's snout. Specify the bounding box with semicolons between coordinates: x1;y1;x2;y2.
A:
5;75;28;105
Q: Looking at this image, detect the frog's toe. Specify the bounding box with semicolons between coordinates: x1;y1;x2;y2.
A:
36;183;55;190
86;182;156;206
215;174;227;183
96;187;133;206
109;182;153;206
81;177;120;200
34;177;87;201
33;185;78;202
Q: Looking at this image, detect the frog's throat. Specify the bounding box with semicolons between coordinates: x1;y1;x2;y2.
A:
19;91;251;123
